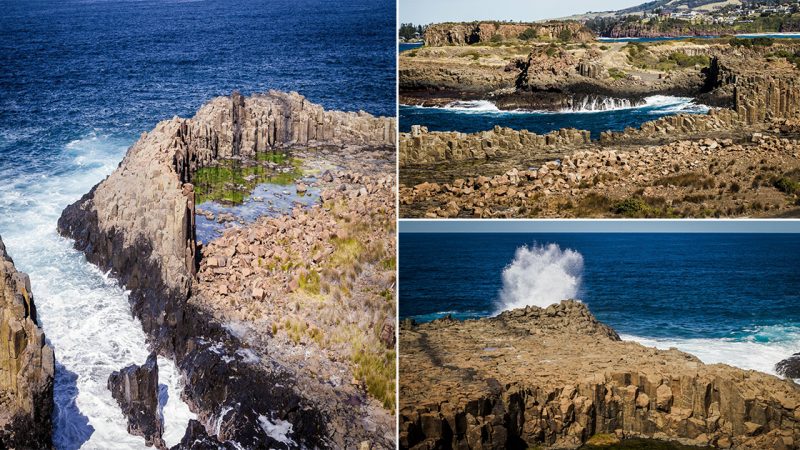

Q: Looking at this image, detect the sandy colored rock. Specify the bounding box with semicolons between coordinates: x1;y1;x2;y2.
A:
0;236;55;449
400;300;800;449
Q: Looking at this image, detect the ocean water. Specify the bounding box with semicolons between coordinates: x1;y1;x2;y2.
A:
400;42;424;52
399;95;709;137
399;233;800;378
0;0;394;448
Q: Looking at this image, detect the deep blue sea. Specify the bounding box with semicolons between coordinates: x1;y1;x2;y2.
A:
0;0;394;448
400;232;800;377
399;96;709;137
400;42;423;52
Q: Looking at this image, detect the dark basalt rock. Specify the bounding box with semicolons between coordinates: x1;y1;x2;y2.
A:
776;352;800;379
60;193;328;448
108;352;164;448
170;420;232;450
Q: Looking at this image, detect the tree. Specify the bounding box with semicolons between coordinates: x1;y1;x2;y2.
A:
399;23;418;41
558;28;574;42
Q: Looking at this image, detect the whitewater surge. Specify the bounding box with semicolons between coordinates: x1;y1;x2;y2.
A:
495;244;584;313
622;324;800;380
432;95;708;115
0;133;195;449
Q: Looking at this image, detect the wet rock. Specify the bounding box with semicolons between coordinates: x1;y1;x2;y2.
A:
776;352;800;379
170;419;232;450
0;236;55;449
108;352;164;448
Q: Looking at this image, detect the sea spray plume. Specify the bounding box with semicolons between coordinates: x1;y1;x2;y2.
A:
495;244;584;313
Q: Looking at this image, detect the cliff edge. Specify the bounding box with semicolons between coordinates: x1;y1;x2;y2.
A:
57;91;397;448
0;236;55;449
400;300;800;449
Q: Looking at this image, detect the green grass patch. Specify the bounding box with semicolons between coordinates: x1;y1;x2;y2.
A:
329;237;365;267
379;257;396;271
352;343;396;410
299;270;321;295
608;67;626;80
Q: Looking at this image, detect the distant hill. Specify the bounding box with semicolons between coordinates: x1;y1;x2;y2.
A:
563;0;793;19
618;0;743;15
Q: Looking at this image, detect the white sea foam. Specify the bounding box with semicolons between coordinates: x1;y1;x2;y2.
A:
622;324;800;379
562;96;637;112
410;95;709;116
0;133;195;449
258;415;295;446
494;244;584;313
442;100;502;112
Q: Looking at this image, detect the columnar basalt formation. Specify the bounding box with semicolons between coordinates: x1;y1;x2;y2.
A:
423;22;594;47
401;133;800;219
57;91;397;448
400;55;800;168
108;353;164;448
0;236;55;449
400;301;800;449
400;125;591;166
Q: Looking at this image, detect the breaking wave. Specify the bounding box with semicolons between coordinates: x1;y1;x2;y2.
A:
495;244;584;313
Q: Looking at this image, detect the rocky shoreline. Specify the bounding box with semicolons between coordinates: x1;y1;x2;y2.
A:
57;91;397;448
399;300;800;450
399;40;800;218
0;236;55;449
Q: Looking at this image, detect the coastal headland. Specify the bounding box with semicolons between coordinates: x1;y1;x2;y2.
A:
399;300;800;450
400;33;800;218
57;91;397;448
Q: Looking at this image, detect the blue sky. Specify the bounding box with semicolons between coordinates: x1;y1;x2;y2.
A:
399;220;800;233
400;0;645;24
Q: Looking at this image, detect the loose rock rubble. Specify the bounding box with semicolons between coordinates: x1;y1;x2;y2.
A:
401;133;800;218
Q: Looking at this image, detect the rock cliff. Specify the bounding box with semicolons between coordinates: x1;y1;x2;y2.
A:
400;125;591;166
58;91;396;448
400;301;800;449
0;236;55;449
423;22;594;47
400;55;800;168
108;353;164;448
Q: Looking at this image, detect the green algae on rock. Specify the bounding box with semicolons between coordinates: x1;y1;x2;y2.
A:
193;155;304;205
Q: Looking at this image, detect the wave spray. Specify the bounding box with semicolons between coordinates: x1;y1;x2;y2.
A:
495;244;584;313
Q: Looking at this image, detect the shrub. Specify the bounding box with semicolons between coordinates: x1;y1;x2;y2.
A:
558;29;573;42
608;67;627;80
519;27;538;41
612;197;650;217
774;177;800;195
